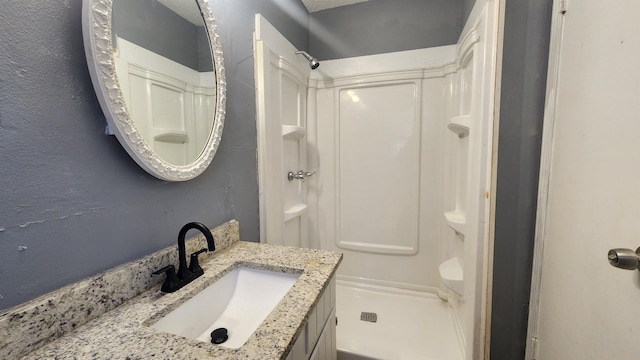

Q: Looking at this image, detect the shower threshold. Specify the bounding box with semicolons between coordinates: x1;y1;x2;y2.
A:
336;280;463;360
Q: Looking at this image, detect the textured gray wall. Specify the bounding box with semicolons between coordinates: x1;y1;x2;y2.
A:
0;0;307;311
309;0;462;60
490;1;552;358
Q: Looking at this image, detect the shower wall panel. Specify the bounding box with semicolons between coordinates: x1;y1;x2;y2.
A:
312;47;457;291
254;15;312;248
336;83;421;255
115;38;216;166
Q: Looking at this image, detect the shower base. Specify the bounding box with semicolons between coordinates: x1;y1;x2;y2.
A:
336;280;462;360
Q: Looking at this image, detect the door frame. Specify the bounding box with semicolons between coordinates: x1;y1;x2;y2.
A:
524;0;566;358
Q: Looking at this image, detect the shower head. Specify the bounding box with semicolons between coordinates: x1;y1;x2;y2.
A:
295;50;320;70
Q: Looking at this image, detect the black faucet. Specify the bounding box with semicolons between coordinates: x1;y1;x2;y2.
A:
153;222;216;293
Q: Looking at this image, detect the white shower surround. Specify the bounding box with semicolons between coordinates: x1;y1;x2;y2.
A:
308;2;499;359
310;46;456;290
114;38;216;166
255;0;499;358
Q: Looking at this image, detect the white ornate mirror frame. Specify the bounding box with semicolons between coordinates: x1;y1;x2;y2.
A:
82;0;226;181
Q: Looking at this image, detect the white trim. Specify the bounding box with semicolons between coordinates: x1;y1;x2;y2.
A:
254;36;269;244
484;0;506;357
311;65;457;89
458;29;481;63
524;1;566;359
309;46;457;80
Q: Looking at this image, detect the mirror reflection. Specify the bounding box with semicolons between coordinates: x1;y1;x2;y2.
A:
112;0;216;166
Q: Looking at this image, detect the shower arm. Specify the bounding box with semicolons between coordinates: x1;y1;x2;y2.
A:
295;50;320;70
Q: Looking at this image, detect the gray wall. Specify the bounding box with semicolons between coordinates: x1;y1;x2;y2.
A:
0;0;307;311
113;0;209;71
309;0;462;60
197;29;214;72
490;1;552;359
462;0;476;26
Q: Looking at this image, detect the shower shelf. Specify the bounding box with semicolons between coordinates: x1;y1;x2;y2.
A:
284;203;307;222
153;130;188;144
444;211;466;234
439;257;464;295
447;115;471;137
282;125;306;140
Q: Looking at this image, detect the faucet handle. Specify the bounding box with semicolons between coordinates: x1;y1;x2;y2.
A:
153;265;181;293
189;248;208;276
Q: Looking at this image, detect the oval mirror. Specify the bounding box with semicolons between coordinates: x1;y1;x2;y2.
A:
82;0;226;181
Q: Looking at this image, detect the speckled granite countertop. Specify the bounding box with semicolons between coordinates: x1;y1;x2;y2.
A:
0;221;341;360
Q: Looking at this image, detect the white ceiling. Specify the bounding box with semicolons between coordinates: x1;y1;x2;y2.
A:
301;0;369;13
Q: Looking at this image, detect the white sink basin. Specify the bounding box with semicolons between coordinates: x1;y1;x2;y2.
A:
151;267;300;349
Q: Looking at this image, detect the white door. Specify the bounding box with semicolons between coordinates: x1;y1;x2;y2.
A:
255;15;311;247
532;1;640;358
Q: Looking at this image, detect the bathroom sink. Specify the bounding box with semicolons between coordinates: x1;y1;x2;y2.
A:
150;267;300;349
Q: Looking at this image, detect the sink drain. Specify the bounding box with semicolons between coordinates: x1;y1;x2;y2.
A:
211;328;229;344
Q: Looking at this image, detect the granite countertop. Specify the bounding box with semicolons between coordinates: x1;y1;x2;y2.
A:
18;240;342;359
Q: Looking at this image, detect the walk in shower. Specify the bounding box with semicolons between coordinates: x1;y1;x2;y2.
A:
255;1;500;358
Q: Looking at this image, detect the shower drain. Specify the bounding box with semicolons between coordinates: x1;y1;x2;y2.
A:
360;312;378;323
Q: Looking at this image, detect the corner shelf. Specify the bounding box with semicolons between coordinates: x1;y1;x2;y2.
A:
444;211;466;234
282;125;306;141
153;130;188;144
447;115;470;137
439;257;464;295
284;203;308;222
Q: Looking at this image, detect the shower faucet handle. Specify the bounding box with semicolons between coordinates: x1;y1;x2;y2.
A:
287;170;316;181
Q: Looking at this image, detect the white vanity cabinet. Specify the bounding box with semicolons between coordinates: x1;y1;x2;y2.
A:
287;276;336;360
